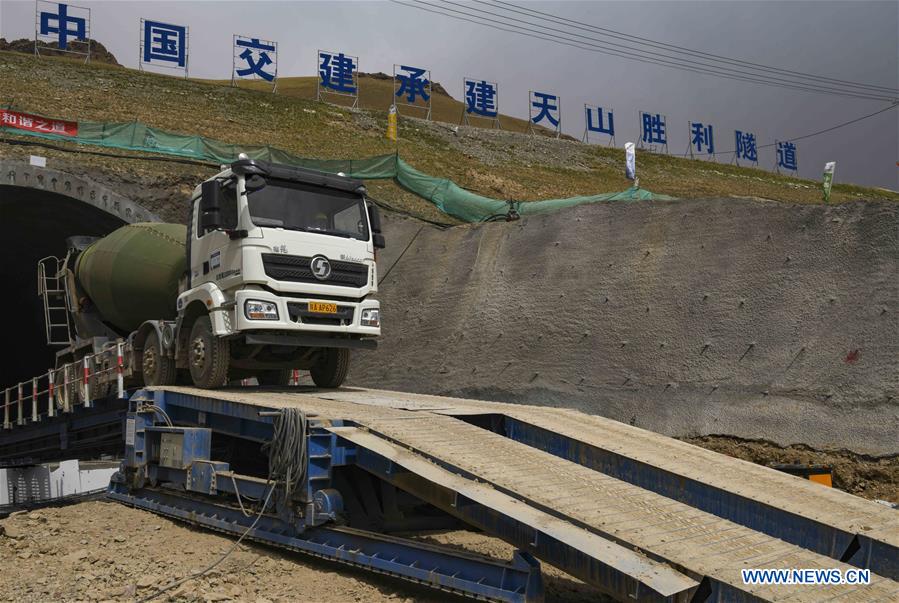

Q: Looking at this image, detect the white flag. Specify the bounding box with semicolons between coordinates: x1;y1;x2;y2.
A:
625;142;636;181
822;161;836;203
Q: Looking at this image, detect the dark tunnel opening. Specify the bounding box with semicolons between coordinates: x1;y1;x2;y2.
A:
0;185;126;388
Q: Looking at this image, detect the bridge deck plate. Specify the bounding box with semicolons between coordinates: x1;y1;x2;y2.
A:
154;386;899;601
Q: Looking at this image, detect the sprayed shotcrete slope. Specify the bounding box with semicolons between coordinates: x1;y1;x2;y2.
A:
350;198;899;455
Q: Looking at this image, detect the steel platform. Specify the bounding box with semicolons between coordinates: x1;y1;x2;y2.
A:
143;386;899;602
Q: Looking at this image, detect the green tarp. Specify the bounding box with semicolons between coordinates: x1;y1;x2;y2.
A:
2;112;675;222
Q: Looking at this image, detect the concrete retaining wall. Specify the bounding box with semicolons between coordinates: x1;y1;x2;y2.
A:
350;198;898;455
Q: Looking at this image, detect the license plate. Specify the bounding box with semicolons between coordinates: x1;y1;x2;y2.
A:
308;301;338;314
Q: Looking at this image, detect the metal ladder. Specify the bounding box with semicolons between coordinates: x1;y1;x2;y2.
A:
37;255;73;346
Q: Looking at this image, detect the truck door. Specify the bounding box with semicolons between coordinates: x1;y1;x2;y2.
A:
191;181;243;290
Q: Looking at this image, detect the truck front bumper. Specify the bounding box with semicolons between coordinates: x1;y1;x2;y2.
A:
232;290;381;338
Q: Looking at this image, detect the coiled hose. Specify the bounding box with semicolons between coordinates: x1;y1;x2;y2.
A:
261;407;308;504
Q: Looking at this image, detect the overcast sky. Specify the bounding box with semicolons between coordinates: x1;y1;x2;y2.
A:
1;0;897;190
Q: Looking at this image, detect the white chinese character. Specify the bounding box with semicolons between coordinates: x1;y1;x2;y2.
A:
19;117;33;128
35;120;52;131
1;113;16;125
51;121;67;133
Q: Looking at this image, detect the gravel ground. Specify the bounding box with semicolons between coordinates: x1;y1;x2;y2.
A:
0;501;605;603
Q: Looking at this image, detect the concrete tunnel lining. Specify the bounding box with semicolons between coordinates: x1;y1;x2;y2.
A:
0;161;159;387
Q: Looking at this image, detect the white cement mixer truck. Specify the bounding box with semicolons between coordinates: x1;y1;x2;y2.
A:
39;157;384;390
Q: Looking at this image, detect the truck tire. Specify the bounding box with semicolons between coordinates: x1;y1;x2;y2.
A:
310;348;350;389
188;315;230;388
142;330;176;387
258;370;292;387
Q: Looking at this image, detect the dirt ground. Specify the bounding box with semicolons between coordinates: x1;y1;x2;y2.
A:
686;436;899;503
0;501;606;603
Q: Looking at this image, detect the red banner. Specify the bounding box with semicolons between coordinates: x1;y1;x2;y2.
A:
0;109;78;137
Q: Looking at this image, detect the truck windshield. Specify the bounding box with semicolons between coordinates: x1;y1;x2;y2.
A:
247;179;369;241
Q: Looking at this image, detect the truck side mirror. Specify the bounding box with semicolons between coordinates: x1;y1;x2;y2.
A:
367;203;382;233
367;203;385;249
199;180;224;231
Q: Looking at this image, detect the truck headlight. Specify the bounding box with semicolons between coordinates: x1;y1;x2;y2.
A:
245;300;279;320
361;309;380;327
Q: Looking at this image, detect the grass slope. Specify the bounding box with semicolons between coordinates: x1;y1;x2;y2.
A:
1;51;896;225
213;73;549;136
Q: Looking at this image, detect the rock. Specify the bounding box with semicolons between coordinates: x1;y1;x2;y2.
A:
17;551;31;559
1;524;23;539
63;548;90;563
255;598;273;603
136;575;156;589
113;535;126;543
202;592;232;602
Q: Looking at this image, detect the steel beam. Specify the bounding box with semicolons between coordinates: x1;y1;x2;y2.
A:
107;486;543;603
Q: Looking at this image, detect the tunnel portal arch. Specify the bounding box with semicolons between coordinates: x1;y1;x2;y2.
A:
0;160;161;387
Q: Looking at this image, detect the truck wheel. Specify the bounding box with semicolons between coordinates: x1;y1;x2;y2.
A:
142;330;176;386
310;348;350;389
258;370;292;387
188;315;230;388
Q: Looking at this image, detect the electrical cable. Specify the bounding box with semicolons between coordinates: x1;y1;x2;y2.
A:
441;0;895;99
485;0;899;95
136;481;275;603
378;225;424;285
140;404;173;427
707;101;899;156
139;410;305;601
389;1;898;102
261;408;308;505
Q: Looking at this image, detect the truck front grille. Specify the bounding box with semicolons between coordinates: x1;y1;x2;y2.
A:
262;254;368;288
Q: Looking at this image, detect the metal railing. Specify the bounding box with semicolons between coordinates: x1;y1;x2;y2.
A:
2;341;129;430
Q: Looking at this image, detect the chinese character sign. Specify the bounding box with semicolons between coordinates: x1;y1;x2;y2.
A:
1;108;78;136
690;122;715;155
37;1;88;51
319;50;358;95
734;130;758;163
585;106;614;136
641;112;667;146
234;36;277;82
464;79;498;118
395;65;430;104
141;19;187;69
530;91;560;129
776;141;798;171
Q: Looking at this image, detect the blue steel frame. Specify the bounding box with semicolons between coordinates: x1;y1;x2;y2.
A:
450;413;898;581
112;390;544;603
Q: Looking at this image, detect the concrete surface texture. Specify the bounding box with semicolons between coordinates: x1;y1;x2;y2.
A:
350;198;898;455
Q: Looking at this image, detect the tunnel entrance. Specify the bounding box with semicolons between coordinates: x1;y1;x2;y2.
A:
1;185;127;387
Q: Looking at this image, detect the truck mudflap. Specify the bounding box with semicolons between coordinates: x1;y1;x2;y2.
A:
243;333;377;350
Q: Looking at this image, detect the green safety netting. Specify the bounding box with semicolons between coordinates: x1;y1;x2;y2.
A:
2;112;675;222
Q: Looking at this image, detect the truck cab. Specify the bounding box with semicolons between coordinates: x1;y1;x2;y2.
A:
170;157;384;388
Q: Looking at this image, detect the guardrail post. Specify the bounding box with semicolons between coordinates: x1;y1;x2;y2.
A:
47;369;55;418
31;377;38;422
3;389;10;429
63;364;71;413
116;342;125;399
17;382;23;425
83;356;91;408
